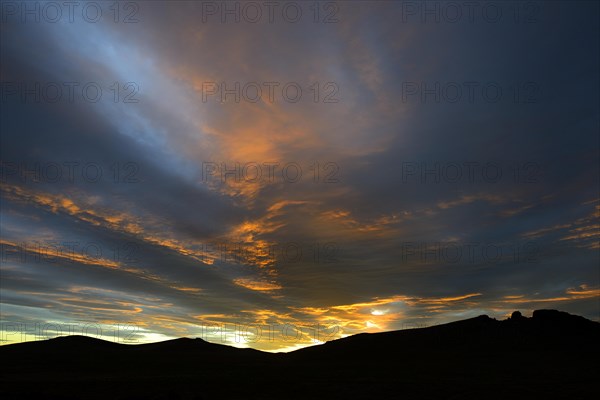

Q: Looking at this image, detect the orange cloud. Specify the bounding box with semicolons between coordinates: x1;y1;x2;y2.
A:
233;278;282;292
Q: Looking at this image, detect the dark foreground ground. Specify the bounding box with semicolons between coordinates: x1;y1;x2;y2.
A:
1;309;598;399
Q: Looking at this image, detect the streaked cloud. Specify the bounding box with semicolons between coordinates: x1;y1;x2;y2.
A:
1;1;598;351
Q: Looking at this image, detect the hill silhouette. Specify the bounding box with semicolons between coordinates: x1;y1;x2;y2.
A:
1;309;598;399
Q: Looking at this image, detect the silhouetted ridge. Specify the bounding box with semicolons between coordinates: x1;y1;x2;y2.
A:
46;334;119;346
532;308;596;325
1;310;598;400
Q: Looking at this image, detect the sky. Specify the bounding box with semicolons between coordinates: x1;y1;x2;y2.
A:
0;0;598;352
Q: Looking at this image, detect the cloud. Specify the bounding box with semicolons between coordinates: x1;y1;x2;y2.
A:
1;1;598;351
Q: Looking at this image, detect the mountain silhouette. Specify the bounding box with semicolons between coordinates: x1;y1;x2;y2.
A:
1;309;598;399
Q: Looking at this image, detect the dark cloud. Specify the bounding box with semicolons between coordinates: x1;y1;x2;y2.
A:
1;1;598;350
